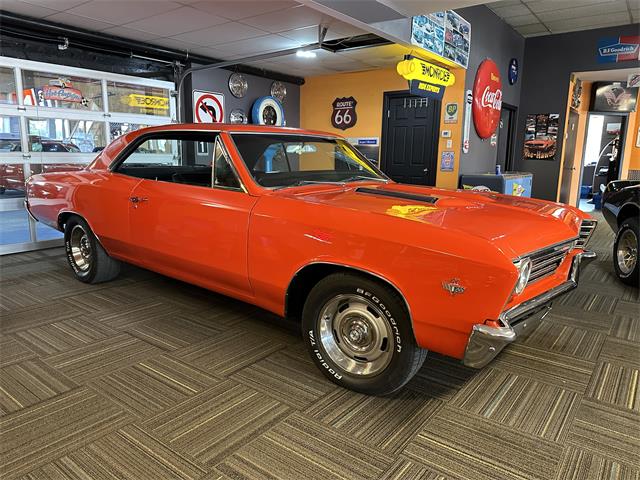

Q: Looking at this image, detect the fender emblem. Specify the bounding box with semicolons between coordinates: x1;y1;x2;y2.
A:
442;278;466;296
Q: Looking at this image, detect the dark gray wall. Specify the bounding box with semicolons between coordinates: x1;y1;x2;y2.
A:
190;68;300;127
515;23;640;200
457;5;526;175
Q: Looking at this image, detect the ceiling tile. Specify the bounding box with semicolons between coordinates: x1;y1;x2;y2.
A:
514;23;550;35
535;0;628;21
122;6;227;36
524;0;621;14
240;5;325;33
101;25;159;41
0;0;60;17
490;3;532;17
65;1;183;25
170;21;268;46
501;13;539;26
146;36;201;53
43;11;115;30
22;0;90;10
189;1;297;20
544;11;632;32
214;34;300;56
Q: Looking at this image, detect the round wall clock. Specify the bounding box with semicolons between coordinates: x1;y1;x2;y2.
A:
228;73;248;98
251;96;285;126
229;108;248;124
270;81;286;103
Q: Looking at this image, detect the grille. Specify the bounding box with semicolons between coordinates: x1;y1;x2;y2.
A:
527;240;574;284
575;219;597;249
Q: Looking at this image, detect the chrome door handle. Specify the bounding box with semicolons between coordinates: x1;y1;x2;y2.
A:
129;196;148;203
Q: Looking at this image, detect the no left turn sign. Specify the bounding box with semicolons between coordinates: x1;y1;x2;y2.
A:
193;90;225;123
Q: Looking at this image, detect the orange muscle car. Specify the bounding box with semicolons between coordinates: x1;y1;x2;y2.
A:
25;124;597;394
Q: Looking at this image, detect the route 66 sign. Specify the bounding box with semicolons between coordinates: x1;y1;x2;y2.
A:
331;97;357;130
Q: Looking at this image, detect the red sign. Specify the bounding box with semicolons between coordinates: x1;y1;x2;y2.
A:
472;59;502;139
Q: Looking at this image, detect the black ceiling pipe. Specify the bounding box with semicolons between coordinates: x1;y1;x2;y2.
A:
0;10;306;85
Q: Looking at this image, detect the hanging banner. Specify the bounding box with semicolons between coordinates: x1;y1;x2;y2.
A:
472;58;502;139
193;90;225;123
462;89;472;153
396;57;455;86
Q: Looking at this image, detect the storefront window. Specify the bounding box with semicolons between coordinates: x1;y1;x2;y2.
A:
107;81;170;116
109;121;151;139
22;71;103;111
0;115;22;152
0;67;17;105
27;118;106;153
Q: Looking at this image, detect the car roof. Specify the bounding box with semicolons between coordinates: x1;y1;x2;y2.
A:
127;123;341;139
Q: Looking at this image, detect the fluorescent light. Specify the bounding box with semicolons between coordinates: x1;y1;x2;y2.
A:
296;50;317;58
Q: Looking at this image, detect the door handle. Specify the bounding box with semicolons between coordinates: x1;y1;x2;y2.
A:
423;168;429;173
129;196;148;203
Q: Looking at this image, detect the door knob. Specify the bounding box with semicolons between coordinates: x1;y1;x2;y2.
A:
423;168;429;173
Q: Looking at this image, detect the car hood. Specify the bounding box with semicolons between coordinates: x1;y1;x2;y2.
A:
275;182;585;258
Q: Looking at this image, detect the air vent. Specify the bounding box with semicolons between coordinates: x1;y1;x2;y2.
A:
355;187;438;204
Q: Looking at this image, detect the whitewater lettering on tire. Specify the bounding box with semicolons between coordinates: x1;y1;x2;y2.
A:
308;330;342;380
356;287;402;352
65;239;81;275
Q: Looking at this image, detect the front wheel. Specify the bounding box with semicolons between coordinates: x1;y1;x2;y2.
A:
64;215;121;284
302;272;427;395
614;217;639;286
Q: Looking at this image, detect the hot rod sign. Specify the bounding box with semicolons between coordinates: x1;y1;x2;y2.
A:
331;97;357;130
472;59;502;139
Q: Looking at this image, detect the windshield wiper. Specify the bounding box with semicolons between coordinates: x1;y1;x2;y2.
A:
272;180;345;190
340;175;388;183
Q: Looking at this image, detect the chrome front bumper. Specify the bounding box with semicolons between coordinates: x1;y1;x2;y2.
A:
463;250;597;368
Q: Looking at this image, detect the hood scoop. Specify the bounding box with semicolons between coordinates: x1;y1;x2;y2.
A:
355;187;438;204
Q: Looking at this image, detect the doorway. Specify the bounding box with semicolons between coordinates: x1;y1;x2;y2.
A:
497;103;517;172
381;91;440;185
577;112;627;212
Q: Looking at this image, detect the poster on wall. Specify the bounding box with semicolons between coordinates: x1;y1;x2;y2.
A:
444;103;459;123
410;10;470;68
591;82;638;112
440;151;455;171
597;36;640;63
523;113;559;160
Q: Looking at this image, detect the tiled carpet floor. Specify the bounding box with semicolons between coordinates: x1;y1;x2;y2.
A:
0;214;638;479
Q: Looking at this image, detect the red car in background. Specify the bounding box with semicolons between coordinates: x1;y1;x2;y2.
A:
0;138;84;194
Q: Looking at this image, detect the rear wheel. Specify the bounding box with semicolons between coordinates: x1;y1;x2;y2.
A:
64;215;120;284
614;217;639;286
302;272;427;395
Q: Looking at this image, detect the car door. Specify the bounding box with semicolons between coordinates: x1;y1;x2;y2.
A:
120;131;257;297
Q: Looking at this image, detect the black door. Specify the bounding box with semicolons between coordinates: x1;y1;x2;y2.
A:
497;103;517;172
381;92;440;185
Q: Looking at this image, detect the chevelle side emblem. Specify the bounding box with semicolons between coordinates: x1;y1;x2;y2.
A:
442;278;466;296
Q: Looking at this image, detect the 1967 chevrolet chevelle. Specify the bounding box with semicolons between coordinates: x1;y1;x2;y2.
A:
25;124;597;394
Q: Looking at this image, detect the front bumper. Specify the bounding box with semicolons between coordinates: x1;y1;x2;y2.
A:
463;250;597;368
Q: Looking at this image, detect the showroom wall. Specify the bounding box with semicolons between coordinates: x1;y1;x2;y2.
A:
456;5;526;175
300;66;466;189
189;68;301;127
515;23;640;200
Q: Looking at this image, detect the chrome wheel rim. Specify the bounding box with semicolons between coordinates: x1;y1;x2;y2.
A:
318;294;393;376
617;229;638;275
69;225;92;272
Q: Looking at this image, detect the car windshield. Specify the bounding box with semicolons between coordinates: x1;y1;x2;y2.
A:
231;133;387;188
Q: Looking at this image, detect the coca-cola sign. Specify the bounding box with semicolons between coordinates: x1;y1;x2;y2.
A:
472;59;502;139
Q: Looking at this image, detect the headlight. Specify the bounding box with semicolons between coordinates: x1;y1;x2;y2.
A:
513;258;532;295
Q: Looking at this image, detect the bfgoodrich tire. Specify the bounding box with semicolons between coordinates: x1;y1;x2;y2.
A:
614;217;639;287
64;215;120;284
302;272;427;395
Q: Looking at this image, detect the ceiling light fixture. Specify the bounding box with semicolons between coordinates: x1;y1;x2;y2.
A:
296;50;317;58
